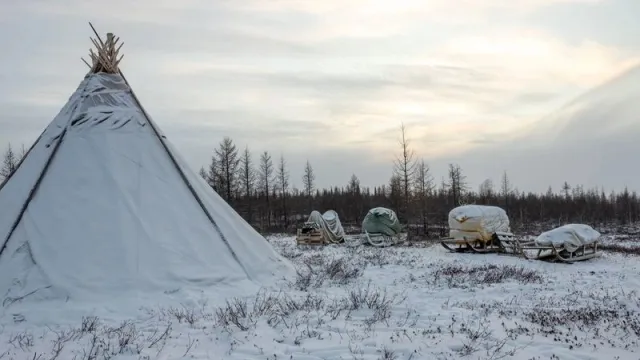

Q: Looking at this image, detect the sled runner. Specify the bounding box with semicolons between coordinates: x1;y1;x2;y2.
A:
363;229;401;247
440;231;523;254
440;205;520;254
518;224;602;263
519;241;601;263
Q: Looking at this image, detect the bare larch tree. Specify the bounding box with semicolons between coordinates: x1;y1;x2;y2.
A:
447;163;467;207
214;137;240;203
479;178;494;203
413;158;434;232
259;151;274;227
392;123;416;222
277;155;290;228
239;146;256;222
501;171;512;211
346;174;363;222
302;160;315;211
0;144;18;182
388;174;403;213
202;155;218;191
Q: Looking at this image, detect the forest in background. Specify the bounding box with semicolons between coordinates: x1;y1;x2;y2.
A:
2;125;639;237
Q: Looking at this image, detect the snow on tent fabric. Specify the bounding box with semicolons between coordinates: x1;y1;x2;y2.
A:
0;29;295;304
306;210;345;243
534;224;600;253
448;205;510;240
362;207;402;236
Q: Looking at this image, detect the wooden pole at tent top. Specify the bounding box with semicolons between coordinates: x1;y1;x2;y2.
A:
81;22;124;74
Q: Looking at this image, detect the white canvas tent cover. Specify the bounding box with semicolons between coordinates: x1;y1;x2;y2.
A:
448;205;510;238
534;224;600;252
306;210;345;243
0;27;294;303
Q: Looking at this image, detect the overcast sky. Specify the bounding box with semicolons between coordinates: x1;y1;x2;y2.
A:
1;0;639;193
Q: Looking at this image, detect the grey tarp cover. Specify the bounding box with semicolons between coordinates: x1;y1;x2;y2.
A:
362;207;402;236
307;210;345;243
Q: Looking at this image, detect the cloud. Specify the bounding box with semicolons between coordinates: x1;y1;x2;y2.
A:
0;0;639;192
0;105;53;147
143;29;636;158
540;63;640;141
438;29;640;86
439;62;640;193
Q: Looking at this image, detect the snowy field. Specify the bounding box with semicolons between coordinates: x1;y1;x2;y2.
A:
2;234;640;359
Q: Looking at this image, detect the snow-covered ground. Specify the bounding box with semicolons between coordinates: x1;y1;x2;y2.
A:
2;234;640;359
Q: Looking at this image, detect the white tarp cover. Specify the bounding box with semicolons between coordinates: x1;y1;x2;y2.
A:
307;210;345;243
448;205;510;238
0;73;295;303
534;224;600;252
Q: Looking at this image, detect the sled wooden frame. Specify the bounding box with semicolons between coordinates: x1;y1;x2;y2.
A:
518;241;601;263
440;231;522;254
296;227;325;246
295;222;347;246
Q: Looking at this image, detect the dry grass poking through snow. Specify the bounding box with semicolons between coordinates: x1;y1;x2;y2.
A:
3;234;640;359
428;264;544;288
599;234;640;256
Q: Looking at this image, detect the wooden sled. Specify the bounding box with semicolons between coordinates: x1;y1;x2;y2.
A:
296;225;325;246
518;241;601;263
494;232;526;254
440;231;523;255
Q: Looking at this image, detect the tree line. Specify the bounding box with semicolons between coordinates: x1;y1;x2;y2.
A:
2;125;639;237
191;124;640;235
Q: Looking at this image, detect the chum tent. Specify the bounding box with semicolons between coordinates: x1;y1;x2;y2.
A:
0;26;294;303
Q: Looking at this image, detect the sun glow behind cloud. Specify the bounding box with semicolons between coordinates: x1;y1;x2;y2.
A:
149;26;636;157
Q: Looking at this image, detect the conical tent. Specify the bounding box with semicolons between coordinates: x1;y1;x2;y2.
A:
0;26;294;303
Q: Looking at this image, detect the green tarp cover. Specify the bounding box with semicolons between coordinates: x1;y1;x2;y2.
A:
362;207;402;236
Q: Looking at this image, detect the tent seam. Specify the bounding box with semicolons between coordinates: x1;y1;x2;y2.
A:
116;71;253;281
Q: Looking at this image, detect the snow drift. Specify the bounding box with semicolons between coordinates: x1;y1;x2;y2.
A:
448;205;510;240
535;224;600;252
0;73;295;304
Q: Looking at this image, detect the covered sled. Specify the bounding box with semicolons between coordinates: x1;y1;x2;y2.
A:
441;205;520;253
361;207;402;247
296;210;345;245
519;224;602;262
